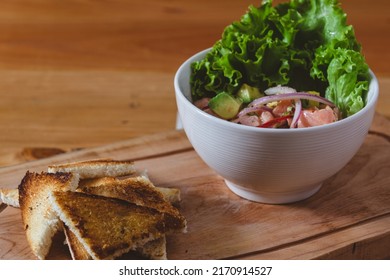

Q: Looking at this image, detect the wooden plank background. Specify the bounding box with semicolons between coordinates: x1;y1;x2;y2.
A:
0;0;389;167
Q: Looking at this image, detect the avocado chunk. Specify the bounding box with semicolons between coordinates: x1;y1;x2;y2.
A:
208;92;243;119
307;90;320;108
237;84;263;103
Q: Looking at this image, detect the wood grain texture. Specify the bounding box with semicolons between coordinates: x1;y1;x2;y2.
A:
0;114;389;260
0;0;389;260
0;0;388;168
0;0;388;74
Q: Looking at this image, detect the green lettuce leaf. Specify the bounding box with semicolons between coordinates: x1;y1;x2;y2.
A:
190;0;370;117
313;47;369;116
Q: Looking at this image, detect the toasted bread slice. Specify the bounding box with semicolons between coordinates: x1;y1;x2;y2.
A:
136;235;167;260
0;188;19;208
50;191;166;260
0;185;180;209
48;159;136;179
18;171;79;259
155;187;181;206
1;180;178;259
64;223;167;260
79;176;186;233
137;172;181;205
63;224;92;260
0;203;6;214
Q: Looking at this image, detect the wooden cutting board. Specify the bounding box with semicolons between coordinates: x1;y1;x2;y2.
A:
0;113;389;260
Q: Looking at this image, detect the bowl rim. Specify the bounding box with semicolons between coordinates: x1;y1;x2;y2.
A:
174;48;379;134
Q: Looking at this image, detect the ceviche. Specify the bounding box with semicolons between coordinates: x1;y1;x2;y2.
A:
195;85;340;128
190;0;370;129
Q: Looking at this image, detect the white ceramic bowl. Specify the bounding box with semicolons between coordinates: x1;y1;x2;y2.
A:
174;48;379;204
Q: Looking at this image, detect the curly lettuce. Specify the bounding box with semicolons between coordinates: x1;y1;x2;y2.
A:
190;0;370;117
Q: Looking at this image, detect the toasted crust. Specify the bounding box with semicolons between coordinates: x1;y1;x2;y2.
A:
18;172;79;259
0;202;6;213
79;176;187;233
63;224;92;260
0;188;19;208
136;236;167;260
156;187;181;206
64;224;167;260
4;159;185;260
48;159;136;179
50;191;166;260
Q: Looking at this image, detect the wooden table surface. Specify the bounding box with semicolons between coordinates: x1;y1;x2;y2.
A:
0;0;389;261
0;0;389;167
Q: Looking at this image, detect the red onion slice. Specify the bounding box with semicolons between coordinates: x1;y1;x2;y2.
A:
237;105;272;118
248;92;335;108
290;99;302;128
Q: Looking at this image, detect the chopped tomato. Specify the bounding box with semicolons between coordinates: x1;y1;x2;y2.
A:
259;115;292;128
272;100;293;117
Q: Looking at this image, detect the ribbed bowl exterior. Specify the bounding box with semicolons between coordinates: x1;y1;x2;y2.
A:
174;49;379;203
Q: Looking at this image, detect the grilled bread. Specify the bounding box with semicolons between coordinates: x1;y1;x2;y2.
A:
135;236;167;260
18;171;79;259
0;188;19;208
50;191;166;260
155;187;181;206
63;224;92;260
63;176;181;260
64;224;167;260
48;159;136;179
1;159;185;260
0;185;180;210
79;176;187;233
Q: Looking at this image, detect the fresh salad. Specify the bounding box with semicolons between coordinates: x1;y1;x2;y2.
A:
190;0;370;128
